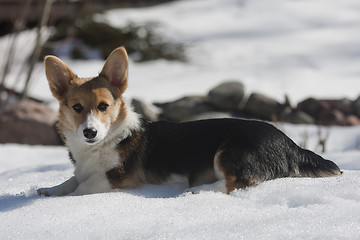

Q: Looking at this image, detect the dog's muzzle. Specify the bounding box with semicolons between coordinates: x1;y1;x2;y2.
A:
83;128;97;141
79;113;108;145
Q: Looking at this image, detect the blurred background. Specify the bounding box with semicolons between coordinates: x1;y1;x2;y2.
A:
0;0;360;145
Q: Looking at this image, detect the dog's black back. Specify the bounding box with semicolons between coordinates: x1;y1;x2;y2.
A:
117;118;342;191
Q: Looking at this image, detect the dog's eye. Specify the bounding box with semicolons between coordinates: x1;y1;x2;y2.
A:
72;104;83;113
97;102;109;112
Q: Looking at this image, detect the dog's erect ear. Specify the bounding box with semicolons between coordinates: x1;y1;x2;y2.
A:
100;47;129;95
45;56;77;100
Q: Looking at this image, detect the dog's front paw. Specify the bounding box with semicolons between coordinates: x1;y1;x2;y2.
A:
36;177;79;196
184;186;202;195
37;186;65;196
37;187;51;196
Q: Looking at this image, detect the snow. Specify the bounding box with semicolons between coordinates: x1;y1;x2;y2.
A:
1;142;360;239
1;0;360;239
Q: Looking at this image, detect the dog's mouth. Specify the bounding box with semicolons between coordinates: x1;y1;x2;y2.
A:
85;139;96;144
80;129;106;146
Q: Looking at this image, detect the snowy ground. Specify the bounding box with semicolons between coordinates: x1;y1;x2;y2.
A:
1;134;360;239
1;0;360;239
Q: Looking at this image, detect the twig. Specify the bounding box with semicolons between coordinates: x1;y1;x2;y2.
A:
21;0;53;99
0;0;32;115
317;125;331;153
299;129;308;149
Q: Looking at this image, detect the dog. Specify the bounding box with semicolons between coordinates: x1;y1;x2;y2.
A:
37;47;342;196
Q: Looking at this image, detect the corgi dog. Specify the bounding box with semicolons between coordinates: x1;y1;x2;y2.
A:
37;47;342;196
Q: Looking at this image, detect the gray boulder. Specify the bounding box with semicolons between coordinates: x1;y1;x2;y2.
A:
352;97;360;118
208;81;245;111
189;111;235;121
154;96;216;122
132;98;159;122
317;109;346;126
280;108;316;124
297;98;329;119
333;98;353;115
243;93;280;121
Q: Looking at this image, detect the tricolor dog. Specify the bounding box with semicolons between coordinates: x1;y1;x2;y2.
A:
37;47;342;196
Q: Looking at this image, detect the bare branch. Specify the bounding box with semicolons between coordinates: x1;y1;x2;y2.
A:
21;0;53;99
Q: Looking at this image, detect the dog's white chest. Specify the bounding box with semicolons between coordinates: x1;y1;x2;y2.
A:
69;142;121;182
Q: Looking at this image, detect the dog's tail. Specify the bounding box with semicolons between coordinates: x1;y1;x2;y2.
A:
293;148;343;178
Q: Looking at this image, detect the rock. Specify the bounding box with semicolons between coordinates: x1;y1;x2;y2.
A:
352;96;360;118
317;109;346;126
280;108;316;124
298;98;355;125
208;81;245;111
243;93;280;121
345;115;360;126
154;96;216;122
0;100;62;145
131;98;159;122
332;98;353;115
297;98;329;119
189;111;236;121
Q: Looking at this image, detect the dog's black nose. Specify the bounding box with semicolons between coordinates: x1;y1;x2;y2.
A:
83;128;97;139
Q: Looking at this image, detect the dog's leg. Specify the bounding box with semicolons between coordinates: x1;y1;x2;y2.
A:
37;176;79;196
68;174;113;196
212;146;262;194
185;151;228;194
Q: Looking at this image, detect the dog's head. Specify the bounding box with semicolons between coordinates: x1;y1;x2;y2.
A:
45;47;129;145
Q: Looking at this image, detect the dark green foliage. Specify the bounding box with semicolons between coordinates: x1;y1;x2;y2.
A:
41;14;186;62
